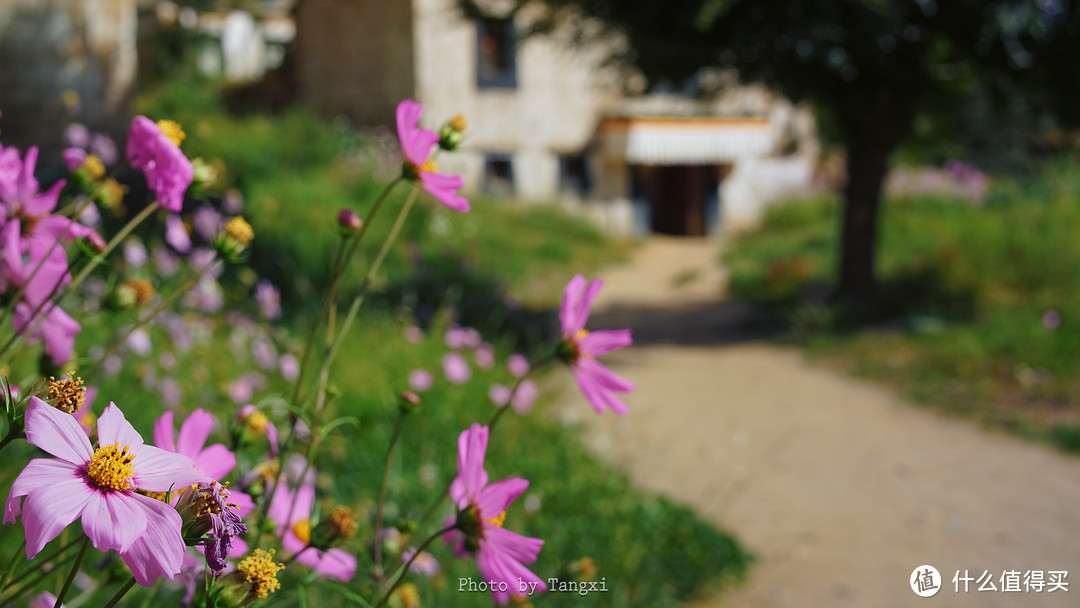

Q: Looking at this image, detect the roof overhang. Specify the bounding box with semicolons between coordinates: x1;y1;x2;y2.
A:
597;116;773;165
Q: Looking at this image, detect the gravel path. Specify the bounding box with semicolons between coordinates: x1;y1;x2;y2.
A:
557;237;1080;608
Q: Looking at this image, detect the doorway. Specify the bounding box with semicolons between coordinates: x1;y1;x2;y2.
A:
631;164;724;236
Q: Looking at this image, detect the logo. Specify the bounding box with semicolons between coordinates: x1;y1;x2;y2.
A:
911;565;941;597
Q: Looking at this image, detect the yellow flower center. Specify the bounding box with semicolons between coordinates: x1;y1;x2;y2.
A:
291;519;312;545
123;278;155;305
47;374;86;414
81;155;106;180
419;158;438;173
86;442;135;491
135;489;169;503
224;216;254;246
484;511;507;528
156;120;186;147
237;549;284;600
575;329;589;341
448;114;467;133
245;410;269;435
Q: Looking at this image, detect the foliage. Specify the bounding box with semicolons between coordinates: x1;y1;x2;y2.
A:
723;158;1080;449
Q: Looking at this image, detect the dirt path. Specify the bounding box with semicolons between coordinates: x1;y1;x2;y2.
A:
557;237;1080;608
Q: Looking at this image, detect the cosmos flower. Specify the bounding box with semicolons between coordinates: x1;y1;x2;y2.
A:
396;100;469;212
409;369;434;391
447;424;545;604
558;275;634;414
268;481;356;582
126;116;193;212
4;399;203;586
442;352;471;384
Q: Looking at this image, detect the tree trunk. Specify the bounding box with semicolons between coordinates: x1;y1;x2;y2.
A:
837;135;893;313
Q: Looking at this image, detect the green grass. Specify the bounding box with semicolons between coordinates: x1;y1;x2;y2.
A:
723;159;1080;450
0;77;748;606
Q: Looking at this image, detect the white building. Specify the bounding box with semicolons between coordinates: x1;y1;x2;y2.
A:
298;0;817;236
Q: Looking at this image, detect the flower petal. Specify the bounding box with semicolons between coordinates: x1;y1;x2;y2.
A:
475;477;529;519
574;278;604;332
193;444;236;481
81;491;148;553
419;172;470;212
5;459;82;524
451;424;489;508
152;411;176;453
483;524;545;565
23;397;93;465
97;402;145;453
20;476;94;558
559;275;586;338
579;328;632;357
132;445;203;491
176;408;214;458
118;492;186;586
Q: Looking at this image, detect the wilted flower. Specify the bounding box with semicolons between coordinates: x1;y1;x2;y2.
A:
175;480;248;574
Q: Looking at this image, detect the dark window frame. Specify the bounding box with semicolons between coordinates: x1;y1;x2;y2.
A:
483;153;515;195
558;152;592;195
476;16;518;90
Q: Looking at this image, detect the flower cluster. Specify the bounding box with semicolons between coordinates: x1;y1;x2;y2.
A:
0;99;635;607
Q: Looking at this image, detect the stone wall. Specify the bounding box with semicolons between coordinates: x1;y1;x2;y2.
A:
0;0;136;154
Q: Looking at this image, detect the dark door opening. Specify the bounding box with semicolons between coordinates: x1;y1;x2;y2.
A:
631;164;722;236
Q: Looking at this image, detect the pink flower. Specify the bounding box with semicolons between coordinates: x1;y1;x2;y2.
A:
153;409;250;512
445;325;468;349
409;369;434;392
489;384;511;407
268;482;356;581
404;326;424;343
62;148;86;171
11;299;80;366
396;100;469;212
442;352;471;384
4;399;203;586
511;380;538;414
558;275;634;414
31;592;65;608
164;214;191;253
475;343;495;370
126;116;193;212
279;353;300;381
447;424;545;604
507;354;530;378
255;280;281;320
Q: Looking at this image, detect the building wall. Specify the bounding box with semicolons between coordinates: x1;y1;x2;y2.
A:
412;0;622;199
0;0;137;154
296;0;416;126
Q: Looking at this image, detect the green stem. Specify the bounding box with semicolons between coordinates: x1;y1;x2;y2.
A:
0;549;78;606
290;178;402;406
373;410;407;579
0;429;18;453
83;257;218;377
0;539;25;594
68;200;159;294
52;536;89;608
298;186;420;409
102;576;137;608
375;525;455;608
5;536;81;591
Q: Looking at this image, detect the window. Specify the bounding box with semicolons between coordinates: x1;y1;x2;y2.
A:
483;154;514;195
558;153;591;195
476;17;517;89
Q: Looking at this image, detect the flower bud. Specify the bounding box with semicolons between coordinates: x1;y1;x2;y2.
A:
337;208;362;235
81;232;107;254
438;114;467;151
399;390;421;413
214;216;254;261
